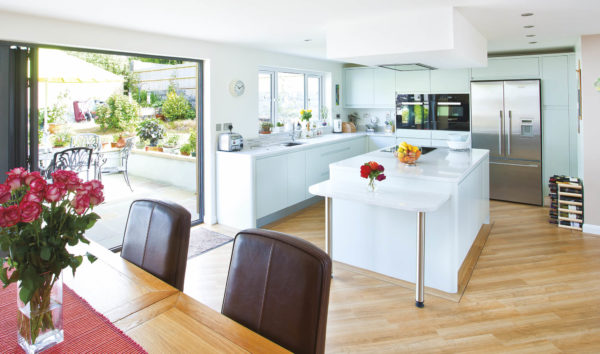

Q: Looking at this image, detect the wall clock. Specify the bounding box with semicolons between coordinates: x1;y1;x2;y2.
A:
229;80;245;97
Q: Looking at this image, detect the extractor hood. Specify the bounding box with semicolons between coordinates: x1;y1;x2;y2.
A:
326;7;487;69
379;64;436;71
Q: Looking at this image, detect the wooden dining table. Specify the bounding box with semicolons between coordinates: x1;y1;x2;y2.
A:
64;241;288;353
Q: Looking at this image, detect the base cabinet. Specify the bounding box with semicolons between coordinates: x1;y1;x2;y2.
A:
218;136;368;229
368;136;396;151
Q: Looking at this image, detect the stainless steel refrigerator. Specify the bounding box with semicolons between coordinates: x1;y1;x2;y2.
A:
471;80;542;205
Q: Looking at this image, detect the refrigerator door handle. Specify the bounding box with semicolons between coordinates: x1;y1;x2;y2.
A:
508;110;512;156
490;161;539;168
499;110;503;156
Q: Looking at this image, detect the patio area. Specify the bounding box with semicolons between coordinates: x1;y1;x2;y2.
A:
85;172;199;249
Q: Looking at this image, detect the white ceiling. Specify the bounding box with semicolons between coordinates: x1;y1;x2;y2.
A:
1;0;600;60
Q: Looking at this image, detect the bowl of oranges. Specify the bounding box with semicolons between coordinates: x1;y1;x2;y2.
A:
394;141;421;165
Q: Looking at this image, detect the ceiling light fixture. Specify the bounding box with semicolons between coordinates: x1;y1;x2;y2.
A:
524;25;535;28
304;39;312;42
529;41;538;44
521;13;534;17
526;34;536;37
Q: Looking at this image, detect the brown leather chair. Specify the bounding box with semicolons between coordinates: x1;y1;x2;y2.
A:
120;199;191;291
222;228;332;354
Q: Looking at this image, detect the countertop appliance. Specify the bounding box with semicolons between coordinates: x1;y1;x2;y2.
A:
218;125;243;151
471;80;542;205
333;118;342;133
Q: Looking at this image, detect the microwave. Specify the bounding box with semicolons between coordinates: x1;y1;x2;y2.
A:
396;93;470;131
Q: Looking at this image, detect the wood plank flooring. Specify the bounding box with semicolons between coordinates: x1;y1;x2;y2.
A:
185;200;600;352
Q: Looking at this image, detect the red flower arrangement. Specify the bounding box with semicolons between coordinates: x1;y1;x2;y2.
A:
360;161;386;191
0;167;104;345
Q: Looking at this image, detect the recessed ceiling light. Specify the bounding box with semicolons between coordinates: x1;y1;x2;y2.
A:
529;41;538;44
521;13;534;17
304;39;312;42
524;25;535;28
526;34;536;37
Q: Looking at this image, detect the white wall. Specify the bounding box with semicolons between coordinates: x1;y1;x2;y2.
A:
580;35;600;234
0;11;344;224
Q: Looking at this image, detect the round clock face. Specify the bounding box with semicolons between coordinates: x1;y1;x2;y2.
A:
229;80;245;96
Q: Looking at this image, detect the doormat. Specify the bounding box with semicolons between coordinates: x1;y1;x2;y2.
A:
187;227;233;259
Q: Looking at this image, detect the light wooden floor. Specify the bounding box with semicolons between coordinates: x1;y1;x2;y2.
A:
185;201;600;352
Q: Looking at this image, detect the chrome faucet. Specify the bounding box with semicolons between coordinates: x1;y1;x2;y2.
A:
290;121;298;142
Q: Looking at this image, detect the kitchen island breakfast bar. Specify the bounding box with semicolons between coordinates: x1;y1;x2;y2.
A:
309;147;490;306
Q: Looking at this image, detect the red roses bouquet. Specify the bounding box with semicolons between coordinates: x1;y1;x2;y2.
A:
360;161;386;191
0;167;103;347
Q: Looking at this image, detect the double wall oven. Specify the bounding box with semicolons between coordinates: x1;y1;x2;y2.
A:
396;93;470;131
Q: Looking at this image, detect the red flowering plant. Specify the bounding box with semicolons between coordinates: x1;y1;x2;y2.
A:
0;167;103;344
360;161;387;191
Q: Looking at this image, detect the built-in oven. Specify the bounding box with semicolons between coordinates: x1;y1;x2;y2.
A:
429;94;470;131
395;94;431;130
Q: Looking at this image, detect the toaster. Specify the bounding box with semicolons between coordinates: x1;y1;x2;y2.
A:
218;131;244;151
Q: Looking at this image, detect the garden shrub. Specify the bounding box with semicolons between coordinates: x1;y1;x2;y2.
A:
96;94;140;131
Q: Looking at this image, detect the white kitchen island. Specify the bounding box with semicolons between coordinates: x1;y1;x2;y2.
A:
309;147;490;303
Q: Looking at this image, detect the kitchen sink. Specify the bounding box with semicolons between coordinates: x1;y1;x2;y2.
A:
280;142;304;147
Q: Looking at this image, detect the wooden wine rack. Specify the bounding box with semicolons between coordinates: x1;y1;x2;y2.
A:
557;182;583;231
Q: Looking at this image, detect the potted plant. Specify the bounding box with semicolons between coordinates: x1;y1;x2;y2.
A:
179;143;192;156
162;134;180;154
44;91;70;134
188;130;197;157
136;118;166;151
273;121;284;133
51;132;71;148
0;168;102;352
259;122;273;134
162;88;195;121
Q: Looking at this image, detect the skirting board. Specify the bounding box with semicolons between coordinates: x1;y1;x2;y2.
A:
335;223;493;303
583;223;600;235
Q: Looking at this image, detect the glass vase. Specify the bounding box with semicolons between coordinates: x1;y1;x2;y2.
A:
17;271;64;354
367;178;378;192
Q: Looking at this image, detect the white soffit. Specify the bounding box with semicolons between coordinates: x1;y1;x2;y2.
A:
326;7;487;69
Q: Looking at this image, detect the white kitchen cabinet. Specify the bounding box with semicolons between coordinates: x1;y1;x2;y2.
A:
430;69;470;93
471;57;540;80
344;68;374;107
395;71;430;93
396;129;432;139
256;155;288;219
397;137;431;147
368;135;396;151
373;68;395;107
287;150;306;206
431;131;470;140
541;55;569;107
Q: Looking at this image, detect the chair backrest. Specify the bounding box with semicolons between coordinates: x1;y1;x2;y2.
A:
70;133;101;152
52;147;92;175
121;199;191;291
222;229;332;354
121;137;135;163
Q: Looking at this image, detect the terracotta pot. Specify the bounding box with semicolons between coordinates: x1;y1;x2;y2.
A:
111;142;118;148
116;136;126;148
145;146;163;152
180;151;190;156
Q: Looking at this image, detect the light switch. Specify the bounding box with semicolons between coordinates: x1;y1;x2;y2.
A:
216;123;222;131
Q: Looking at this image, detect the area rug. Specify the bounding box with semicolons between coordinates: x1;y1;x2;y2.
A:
187;227;233;259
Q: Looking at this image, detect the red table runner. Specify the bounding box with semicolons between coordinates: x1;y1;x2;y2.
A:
0;282;146;353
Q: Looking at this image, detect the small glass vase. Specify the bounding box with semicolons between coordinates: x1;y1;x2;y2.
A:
367;178;378;192
17;271;64;354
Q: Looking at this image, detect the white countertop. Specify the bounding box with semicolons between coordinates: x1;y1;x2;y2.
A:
216;132;395;158
330;147;489;183
309;180;449;212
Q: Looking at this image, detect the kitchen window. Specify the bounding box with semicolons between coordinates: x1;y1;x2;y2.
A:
258;68;323;126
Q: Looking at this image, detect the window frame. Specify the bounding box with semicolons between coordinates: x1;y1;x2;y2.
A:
258;67;324;124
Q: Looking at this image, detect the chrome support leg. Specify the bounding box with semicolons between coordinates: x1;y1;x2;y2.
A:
325;197;333;277
416;211;425;308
